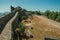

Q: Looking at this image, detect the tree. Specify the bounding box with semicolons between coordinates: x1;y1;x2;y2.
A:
56;12;60;22
32;11;41;15
48;11;52;19
50;11;58;20
44;10;50;17
36;11;41;15
54;12;58;20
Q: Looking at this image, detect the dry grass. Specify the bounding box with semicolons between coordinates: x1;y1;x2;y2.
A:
22;15;60;40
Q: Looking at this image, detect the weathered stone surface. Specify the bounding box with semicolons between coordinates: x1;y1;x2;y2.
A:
0;12;18;40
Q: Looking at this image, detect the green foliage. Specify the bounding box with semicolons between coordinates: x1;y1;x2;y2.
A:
22;15;28;20
43;10;60;22
19;13;28;20
44;10;50;17
51;12;58;20
32;11;41;15
56;15;60;22
48;12;53;19
36;11;41;15
18;23;24;28
15;23;25;34
56;12;60;22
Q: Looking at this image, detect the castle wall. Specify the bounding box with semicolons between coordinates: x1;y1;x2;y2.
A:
0;12;19;40
0;12;15;33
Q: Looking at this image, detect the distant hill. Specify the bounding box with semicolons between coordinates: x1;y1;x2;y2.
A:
0;13;4;17
0;12;10;18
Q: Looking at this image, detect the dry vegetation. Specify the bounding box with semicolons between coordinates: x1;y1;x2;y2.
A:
22;15;60;40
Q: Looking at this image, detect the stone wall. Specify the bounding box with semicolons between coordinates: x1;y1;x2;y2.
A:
0;13;15;33
11;12;19;40
0;12;18;40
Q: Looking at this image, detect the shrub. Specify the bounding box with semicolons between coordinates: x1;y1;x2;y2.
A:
43;10;60;22
51;12;58;20
56;12;60;22
48;12;53;19
44;10;50;17
22;15;28;20
15;23;25;34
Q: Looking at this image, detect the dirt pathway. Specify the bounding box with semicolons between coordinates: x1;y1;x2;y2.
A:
0;12;18;40
29;15;60;40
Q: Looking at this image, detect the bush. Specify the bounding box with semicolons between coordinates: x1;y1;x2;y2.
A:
22;15;28;20
43;10;60;22
50;12;58;20
56;16;60;22
56;12;60;22
31;11;41;15
15;23;25;34
35;11;41;15
48;12;53;19
44;10;50;17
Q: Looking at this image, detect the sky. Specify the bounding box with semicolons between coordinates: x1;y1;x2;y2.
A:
0;0;60;13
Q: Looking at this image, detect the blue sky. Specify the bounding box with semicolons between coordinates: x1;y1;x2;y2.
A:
0;0;60;12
